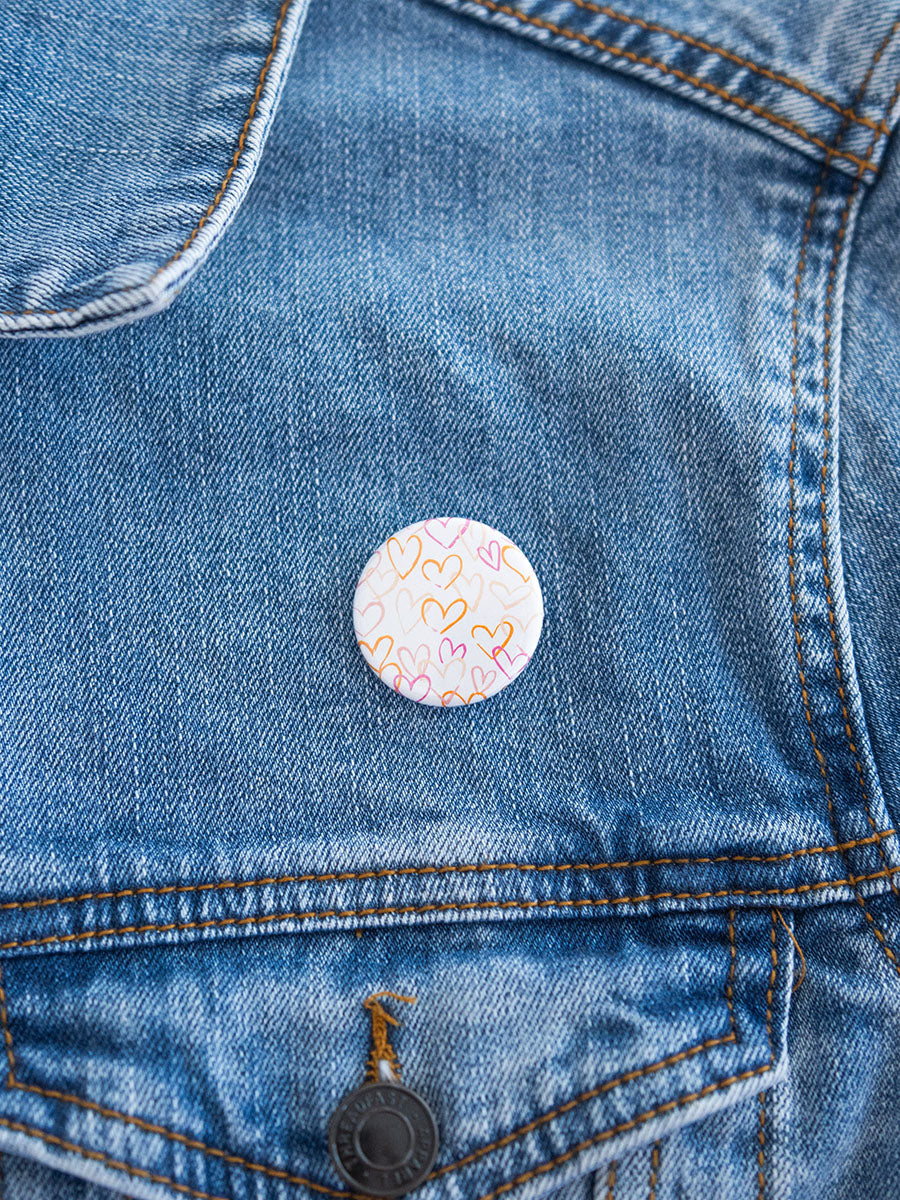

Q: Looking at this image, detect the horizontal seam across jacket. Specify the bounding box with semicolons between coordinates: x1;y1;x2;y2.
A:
456;0;879;173
0;863;899;952
0;828;894;917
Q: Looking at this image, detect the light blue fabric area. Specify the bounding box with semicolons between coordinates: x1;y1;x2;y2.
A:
1;0;898;927
0;1152;126;1200
434;0;900;176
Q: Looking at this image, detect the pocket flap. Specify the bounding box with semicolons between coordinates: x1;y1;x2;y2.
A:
0;908;793;1200
0;0;309;338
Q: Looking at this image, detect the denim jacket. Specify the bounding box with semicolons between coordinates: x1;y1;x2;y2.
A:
2;1;900;1197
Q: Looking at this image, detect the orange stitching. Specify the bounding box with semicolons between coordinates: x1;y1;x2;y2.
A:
819;68;900;908
0;970;13;1087
756;1091;767;1200
5;1036;734;1195
4;867;900;952
0;0;293;320
363;991;416;1082
818;75;900;977
605;1161;617;1200
475;1061;774;1200
0;1043;739;1200
5;1078;365;1198
0;1116;233;1200
567;0;884;132
428;1032;735;1179
764;912;777;1064
647;1141;661;1200
1;831;894;914
753;917;776;1200
0;965;365;1198
0;869;897;951
725;908;738;1036
786;16;900;984
2;1033;735;1194
464;0;877;173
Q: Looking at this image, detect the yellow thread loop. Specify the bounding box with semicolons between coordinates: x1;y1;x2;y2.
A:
364;992;417;1082
775;909;807;993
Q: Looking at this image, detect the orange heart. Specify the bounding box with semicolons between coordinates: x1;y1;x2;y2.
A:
421;554;463;589
440;689;487;707
387;534;422;579
422;596;467;634
489;580;532;608
471;620;514;659
501;543;532;582
358;635;394;667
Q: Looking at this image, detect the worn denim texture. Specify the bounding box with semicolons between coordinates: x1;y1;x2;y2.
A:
0;0;899;1196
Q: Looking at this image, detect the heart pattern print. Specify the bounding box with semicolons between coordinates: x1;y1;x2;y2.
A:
354;517;544;706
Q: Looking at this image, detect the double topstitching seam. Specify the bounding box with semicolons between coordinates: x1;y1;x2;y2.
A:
756;1090;767;1200
461;0;878;173
646;1141;661;1200
1;830;894;917
0;0;294;321
0;914;749;1199
817;67;900;906
2;865;900;952
565;0;886;132
0;0;884;325
754;914;778;1200
473;911;780;1200
785;10;900;983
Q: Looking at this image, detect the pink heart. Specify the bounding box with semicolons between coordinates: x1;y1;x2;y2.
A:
439;637;466;664
477;540;502;571
395;673;433;704
354;600;384;637
424;517;469;549
492;645;529;678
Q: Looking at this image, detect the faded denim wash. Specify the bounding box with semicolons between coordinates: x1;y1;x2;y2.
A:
1;0;900;1197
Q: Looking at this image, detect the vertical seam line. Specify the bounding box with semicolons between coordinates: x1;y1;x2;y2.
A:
756;1091;767;1200
786;13;900;982
818;61;900;903
647;1141;661;1200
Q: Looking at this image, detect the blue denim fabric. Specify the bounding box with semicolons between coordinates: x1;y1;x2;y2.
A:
1;0;900;1196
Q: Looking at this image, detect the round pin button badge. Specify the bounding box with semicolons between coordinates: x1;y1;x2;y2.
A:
353;517;543;706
